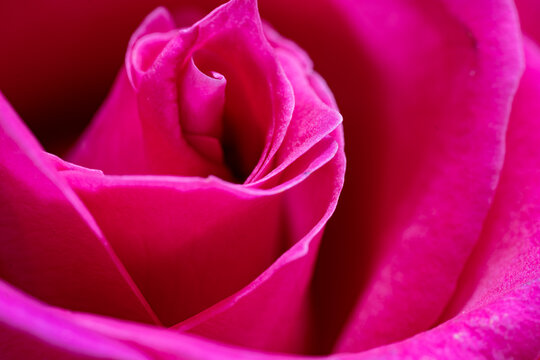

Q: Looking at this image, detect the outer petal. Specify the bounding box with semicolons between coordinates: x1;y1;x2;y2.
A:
0;275;537;359
338;35;540;360
338;281;540;360
0;280;148;360
331;0;523;351
0;92;158;324
0;279;299;360
438;37;540;329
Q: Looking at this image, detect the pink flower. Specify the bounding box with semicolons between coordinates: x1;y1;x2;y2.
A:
0;0;538;359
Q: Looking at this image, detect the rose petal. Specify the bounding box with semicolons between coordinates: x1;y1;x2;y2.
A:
125;7;177;88
134;26;233;178
1;273;537;359
66;68;147;174
340;281;540;359
180;59;227;163
0;93;158;324
439;37;540;324
0;279;298;359
253;25;343;184
0;280;148;360
331;0;524;351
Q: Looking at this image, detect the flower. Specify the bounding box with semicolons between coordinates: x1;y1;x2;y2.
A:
0;0;539;360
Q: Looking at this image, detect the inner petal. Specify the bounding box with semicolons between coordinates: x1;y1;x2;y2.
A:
179;58;226;164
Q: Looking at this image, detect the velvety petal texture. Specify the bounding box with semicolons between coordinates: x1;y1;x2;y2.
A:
435;36;540;356
1;0;539;358
338;33;540;360
341;281;540;359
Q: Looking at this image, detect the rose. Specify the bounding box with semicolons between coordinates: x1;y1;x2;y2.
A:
0;1;539;360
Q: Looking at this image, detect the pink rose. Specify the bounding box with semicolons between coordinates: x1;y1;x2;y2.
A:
0;0;539;360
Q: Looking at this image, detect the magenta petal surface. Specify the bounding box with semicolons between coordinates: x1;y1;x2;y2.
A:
439;36;540;329
340;281;540;360
341;37;540;359
0;93;157;324
0;279;295;360
258;25;343;180
1;276;537;359
0;280;148;360
306;0;523;352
